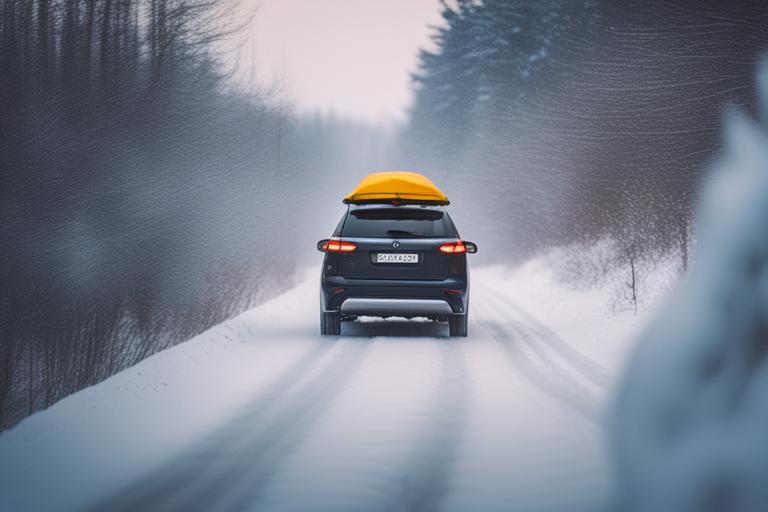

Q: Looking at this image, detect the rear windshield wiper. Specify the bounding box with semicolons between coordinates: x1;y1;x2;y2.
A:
386;229;429;238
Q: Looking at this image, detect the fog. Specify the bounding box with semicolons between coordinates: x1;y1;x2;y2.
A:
225;0;442;123
2;1;768;510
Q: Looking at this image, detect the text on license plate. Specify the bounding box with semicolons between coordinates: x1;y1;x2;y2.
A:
376;253;418;264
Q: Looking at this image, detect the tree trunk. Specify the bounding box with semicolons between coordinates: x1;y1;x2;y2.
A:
38;0;51;94
679;210;689;273
100;0;112;86
62;0;79;87
629;253;638;315
84;0;95;82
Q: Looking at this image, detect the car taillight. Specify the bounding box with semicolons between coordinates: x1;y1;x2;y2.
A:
438;241;466;254
322;240;357;253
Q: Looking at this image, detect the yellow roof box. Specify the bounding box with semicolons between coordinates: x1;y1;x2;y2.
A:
343;171;450;205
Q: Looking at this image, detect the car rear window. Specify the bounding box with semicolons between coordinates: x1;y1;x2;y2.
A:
341;208;457;238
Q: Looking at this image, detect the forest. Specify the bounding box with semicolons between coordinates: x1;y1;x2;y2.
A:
0;0;356;429
2;0;768;431
403;0;768;290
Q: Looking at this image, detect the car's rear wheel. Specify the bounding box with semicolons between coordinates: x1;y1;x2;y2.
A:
449;313;468;337
321;311;341;336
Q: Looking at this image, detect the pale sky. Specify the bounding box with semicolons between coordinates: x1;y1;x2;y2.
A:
229;0;443;124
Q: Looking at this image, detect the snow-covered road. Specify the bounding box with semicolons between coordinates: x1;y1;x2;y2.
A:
0;262;646;512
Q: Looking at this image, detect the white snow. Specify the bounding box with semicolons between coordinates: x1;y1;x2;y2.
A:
475;259;650;372
611;64;768;511
0;260;652;512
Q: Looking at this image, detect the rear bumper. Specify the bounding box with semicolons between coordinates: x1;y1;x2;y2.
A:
320;274;468;316
341;298;453;316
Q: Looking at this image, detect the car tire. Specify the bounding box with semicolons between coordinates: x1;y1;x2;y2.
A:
449;313;468;337
321;311;341;336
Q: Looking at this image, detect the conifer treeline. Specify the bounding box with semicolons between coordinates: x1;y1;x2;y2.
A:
404;0;768;269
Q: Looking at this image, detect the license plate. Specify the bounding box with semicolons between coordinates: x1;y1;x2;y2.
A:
376;253;418;264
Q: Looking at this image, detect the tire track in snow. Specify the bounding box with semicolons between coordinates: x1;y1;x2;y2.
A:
473;284;603;422
479;283;611;389
98;339;370;512
480;318;601;422
373;340;469;512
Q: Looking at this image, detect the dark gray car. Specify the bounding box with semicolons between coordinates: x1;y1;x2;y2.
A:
317;203;477;336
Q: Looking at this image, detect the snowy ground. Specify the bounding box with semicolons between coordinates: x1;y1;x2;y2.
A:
0;260;651;512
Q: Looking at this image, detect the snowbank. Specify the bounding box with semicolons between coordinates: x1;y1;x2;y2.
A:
0;279;319;512
612;63;768;511
473;257;652;373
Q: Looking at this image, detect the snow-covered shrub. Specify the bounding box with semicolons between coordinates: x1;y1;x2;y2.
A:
611;61;768;511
